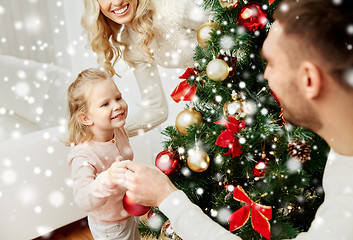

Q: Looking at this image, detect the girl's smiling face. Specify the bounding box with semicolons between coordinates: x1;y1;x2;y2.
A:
83;79;128;141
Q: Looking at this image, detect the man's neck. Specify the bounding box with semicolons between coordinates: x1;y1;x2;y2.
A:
319;109;353;156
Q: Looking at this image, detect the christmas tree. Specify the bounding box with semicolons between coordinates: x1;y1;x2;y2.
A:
140;0;329;239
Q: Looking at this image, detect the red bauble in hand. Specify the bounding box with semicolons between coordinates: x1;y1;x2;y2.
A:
122;194;150;216
237;2;268;32
155;149;180;176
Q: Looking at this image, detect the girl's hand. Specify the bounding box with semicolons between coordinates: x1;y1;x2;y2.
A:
107;161;129;185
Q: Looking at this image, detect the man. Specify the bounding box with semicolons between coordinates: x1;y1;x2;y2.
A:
122;0;353;239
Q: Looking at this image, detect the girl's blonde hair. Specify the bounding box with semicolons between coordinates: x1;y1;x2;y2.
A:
81;0;155;77
66;68;111;146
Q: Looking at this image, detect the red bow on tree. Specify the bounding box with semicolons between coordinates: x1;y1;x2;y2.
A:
215;116;246;158
227;186;272;239
171;67;197;103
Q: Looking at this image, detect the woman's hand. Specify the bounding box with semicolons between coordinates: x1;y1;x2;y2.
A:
124;161;178;207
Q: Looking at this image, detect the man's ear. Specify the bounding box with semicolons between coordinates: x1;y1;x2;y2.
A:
299;61;322;99
78;112;93;126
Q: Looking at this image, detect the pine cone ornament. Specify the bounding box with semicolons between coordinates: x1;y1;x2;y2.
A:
288;139;311;163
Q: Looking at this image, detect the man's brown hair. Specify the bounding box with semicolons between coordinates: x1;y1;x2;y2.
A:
274;0;353;84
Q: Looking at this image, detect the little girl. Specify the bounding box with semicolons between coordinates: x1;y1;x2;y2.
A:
66;68;140;240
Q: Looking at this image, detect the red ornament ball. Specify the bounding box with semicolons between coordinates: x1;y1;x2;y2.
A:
237;2;268;32
253;158;269;177
122;194;150;216
155;149;180;175
147;209;156;219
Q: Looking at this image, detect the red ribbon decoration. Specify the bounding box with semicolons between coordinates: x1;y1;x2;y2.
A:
227;186;272;239
171;80;197;103
269;0;275;5
215;116;246;158
178;67;197;79
171;67;197;103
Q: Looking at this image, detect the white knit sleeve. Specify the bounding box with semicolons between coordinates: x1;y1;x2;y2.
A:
159;0;210;31
159;190;240;240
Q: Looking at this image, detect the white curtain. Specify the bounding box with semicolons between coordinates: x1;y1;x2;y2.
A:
0;0;56;64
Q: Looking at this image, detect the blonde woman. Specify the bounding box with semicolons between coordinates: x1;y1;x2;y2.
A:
66;68;140;240
81;0;209;137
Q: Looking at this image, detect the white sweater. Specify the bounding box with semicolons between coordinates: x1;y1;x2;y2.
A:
159;149;353;239
120;0;209;137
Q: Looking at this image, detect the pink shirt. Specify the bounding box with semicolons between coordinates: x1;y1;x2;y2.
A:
67;128;134;224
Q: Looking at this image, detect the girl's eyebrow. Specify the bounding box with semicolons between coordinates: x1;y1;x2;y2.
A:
97;97;110;105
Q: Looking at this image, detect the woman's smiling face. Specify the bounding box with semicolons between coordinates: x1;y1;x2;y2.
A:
97;0;138;26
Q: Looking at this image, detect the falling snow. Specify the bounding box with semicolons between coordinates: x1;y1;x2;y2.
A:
344;68;353;87
217;207;233;224
147;214;163;230
286;158;303;173
219;35;235;50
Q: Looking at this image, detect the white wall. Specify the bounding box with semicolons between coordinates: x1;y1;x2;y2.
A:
47;0;98;74
0;0;56;63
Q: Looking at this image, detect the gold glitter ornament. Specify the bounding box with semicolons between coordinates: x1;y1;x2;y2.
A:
175;107;203;136
197;21;217;48
223;90;247;119
219;0;238;8
187;148;210;172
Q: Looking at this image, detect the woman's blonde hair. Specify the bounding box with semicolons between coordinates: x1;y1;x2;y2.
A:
65;68;111;146
81;0;155;77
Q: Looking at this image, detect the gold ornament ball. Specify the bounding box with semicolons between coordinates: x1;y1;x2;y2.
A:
187;149;210;172
223;99;247;119
175;108;203;136
197;21;216;48
158;220;181;240
206;59;230;81
219;0;238;8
